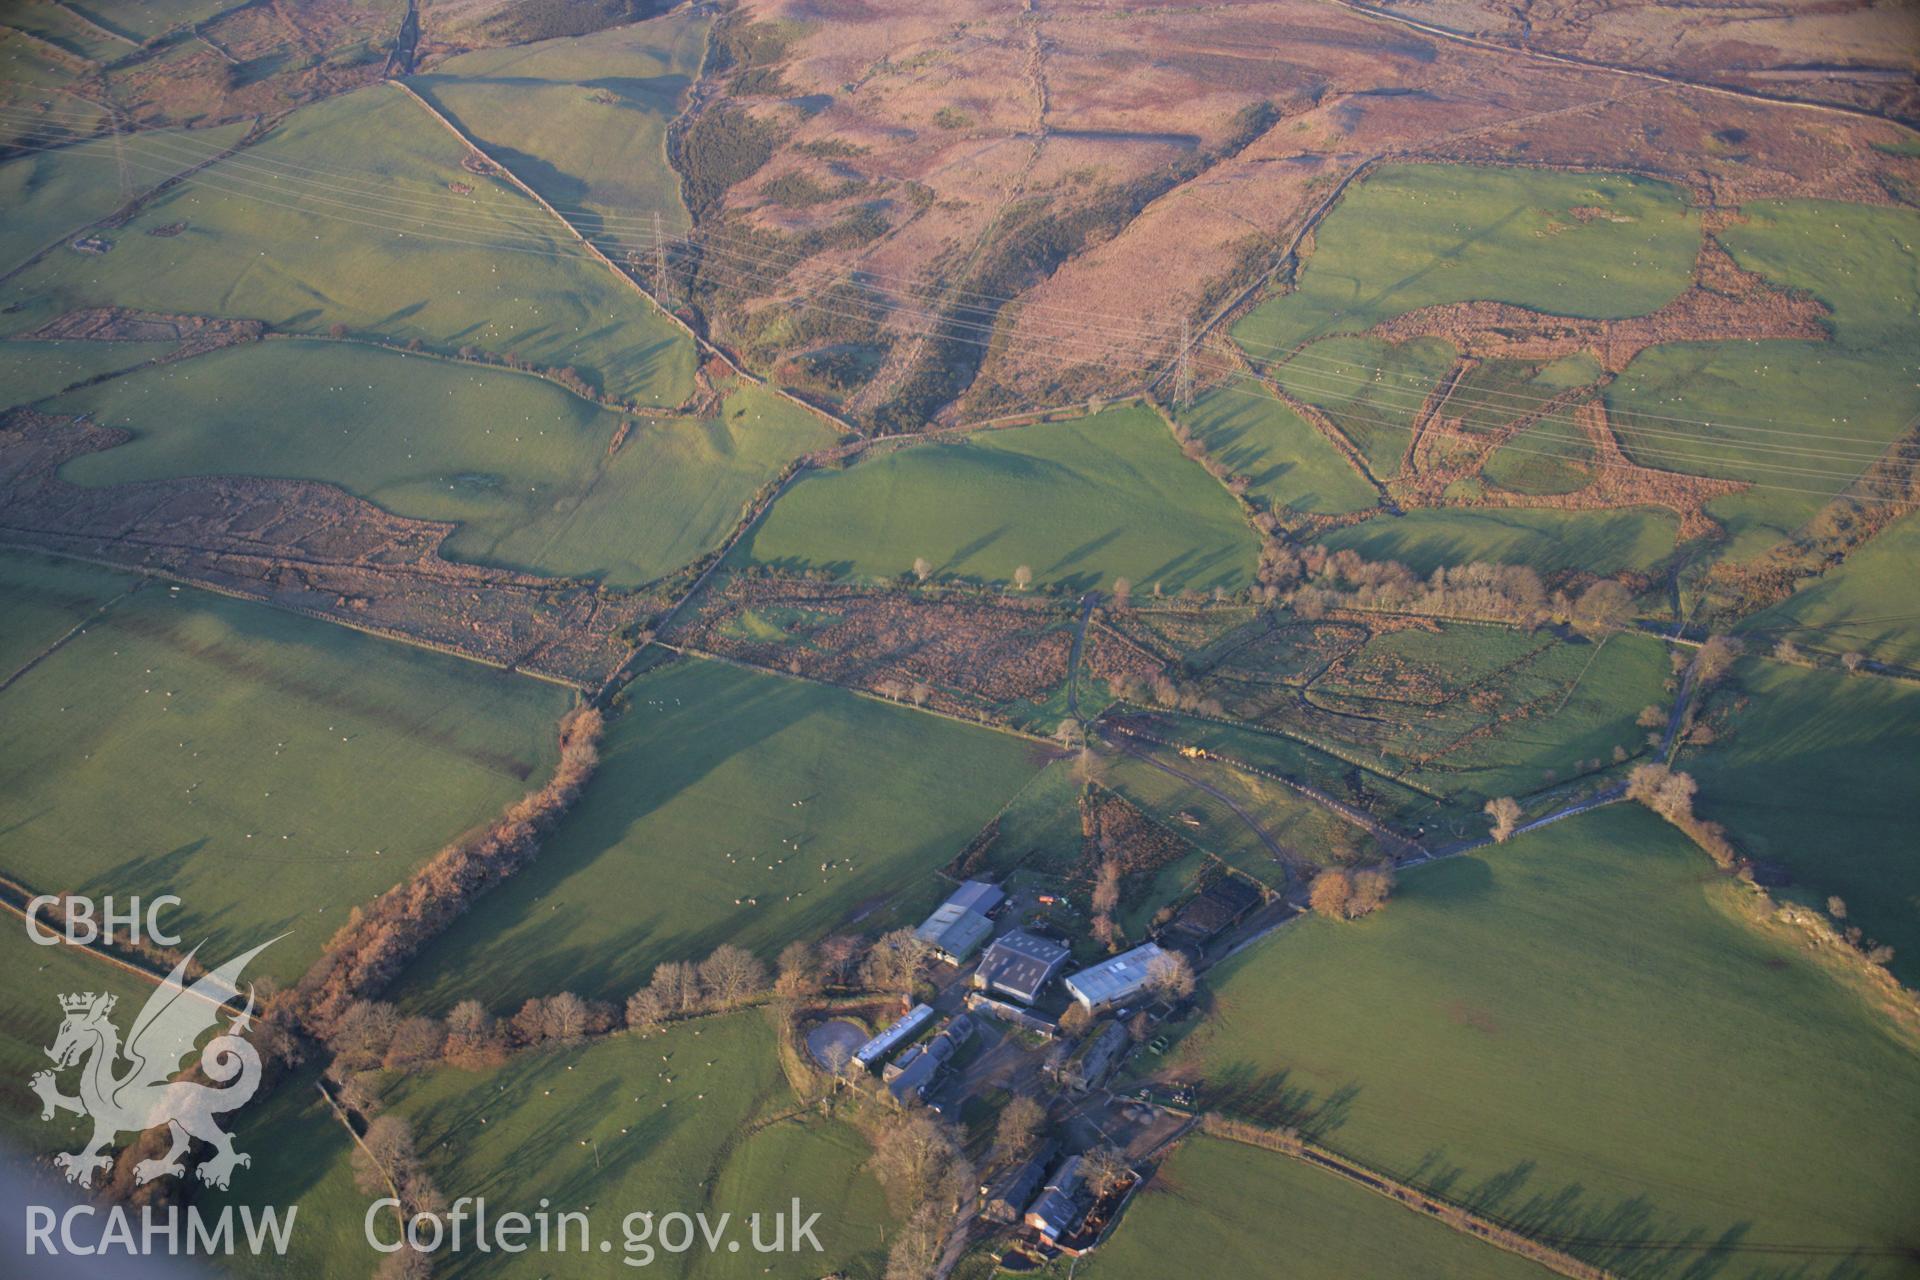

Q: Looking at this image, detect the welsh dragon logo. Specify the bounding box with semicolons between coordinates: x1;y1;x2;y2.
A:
30;938;277;1191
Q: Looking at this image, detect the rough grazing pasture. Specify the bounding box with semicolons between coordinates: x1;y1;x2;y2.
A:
1166;806;1920;1278
55;339;834;587
0;560;573;985
410;11;707;249
1081;1135;1546;1280
745;405;1260;592
1;85;695;405
398;656;1043;1009
1689;659;1920;988
1233;165;1701;358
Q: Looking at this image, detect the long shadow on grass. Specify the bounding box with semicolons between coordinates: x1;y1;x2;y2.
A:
1399;1148;1776;1280
1205;1061;1359;1140
396;663;1002;1008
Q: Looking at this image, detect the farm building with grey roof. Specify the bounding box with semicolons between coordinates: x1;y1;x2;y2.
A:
974;929;1071;1004
914;879;1005;964
1063;941;1167;1011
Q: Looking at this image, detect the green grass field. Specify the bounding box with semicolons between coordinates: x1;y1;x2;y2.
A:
2;85;695;405
0;555;573;985
1234;165;1700;357
1175;385;1378;515
376;1013;890;1278
1688;659;1920;988
200;1067;371;1280
1271;335;1458;479
1738;511;1920;666
1168;805;1920;1277
65;0;244;42
397;656;1044;1009
0;1;127;65
745;405;1260;593
1317;506;1677;576
0;925;156;1158
1604;199;1920;560
213;1014;893;1279
1082;1136;1548;1280
0;31;108;154
0;549;138;676
1101;749;1354;884
54;339;833;588
1124;709;1441;830
0;337;182;408
0;123;250;275
410;11;707;249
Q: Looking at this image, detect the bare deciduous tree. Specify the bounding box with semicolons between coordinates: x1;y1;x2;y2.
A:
1484;796;1522;844
1309;869;1352;919
382;1016;444;1073
699;945;768;1007
776;940;821;998
1347;866;1395;918
1146;949;1196;1000
1081;1145;1133;1199
994;1093;1047;1162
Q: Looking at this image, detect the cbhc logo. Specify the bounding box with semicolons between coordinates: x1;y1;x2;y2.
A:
25;895;182;947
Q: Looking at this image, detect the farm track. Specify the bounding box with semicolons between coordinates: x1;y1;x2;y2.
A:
1100;727;1297;868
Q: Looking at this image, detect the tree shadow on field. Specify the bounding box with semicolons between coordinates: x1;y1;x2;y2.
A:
1205;1061;1359;1140
944;523;1011;574
395;663;969;1007
1396;1147;1780;1280
1043;527;1123;579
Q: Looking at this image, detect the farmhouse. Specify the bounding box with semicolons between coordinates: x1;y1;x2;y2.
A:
885;1014;974;1105
1055;1020;1131;1093
1162;876;1262;948
981;1140;1058;1224
915;879;1005;964
974;929;1071;1004
1064;942;1167;1012
853;1003;934;1071
1024;1154;1086;1242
